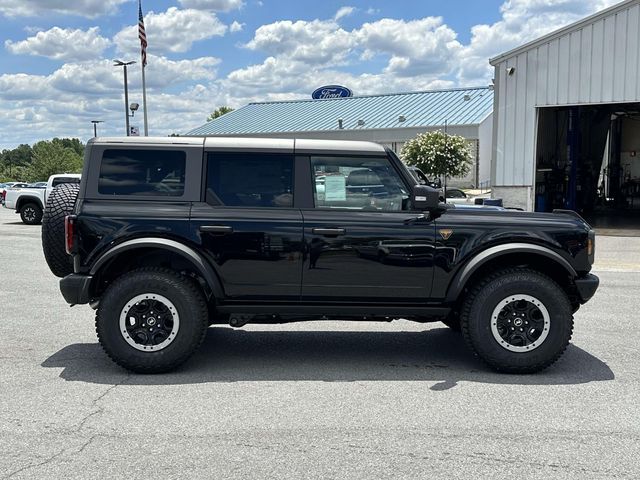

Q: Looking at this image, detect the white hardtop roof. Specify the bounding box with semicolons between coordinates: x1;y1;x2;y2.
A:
90;136;205;146
90;136;386;154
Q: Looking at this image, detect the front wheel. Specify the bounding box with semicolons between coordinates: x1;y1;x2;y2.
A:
96;268;209;373
461;268;573;373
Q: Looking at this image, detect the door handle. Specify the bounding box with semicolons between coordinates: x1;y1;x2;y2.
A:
312;227;345;236
200;225;233;234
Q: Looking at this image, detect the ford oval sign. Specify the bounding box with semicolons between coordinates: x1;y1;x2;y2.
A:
312;85;353;100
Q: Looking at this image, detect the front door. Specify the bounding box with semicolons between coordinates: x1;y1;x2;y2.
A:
190;151;303;301
301;155;436;302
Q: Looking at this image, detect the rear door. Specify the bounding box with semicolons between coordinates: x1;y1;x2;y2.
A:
300;154;437;302
190;147;304;301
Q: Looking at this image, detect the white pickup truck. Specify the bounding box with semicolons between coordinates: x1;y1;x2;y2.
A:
3;174;81;224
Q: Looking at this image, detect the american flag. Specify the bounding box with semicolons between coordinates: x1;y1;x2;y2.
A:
138;0;147;67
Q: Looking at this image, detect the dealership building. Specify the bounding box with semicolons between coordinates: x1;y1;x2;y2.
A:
187;87;494;188
490;0;640;216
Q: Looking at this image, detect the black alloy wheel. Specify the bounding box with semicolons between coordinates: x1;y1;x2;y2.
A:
461;268;573;373
96;267;209;373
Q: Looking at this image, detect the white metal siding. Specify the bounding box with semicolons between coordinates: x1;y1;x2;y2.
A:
491;1;640;186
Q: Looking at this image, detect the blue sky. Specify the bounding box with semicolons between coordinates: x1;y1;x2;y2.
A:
0;0;620;148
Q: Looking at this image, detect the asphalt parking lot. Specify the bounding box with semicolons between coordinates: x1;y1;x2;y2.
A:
1;206;639;479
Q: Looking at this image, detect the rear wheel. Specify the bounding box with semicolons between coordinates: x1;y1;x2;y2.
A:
20;202;43;225
461;268;573;373
96;268;209;373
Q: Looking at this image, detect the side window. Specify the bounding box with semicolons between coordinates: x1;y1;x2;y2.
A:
412;169;429;186
98;149;186;196
206;152;294;208
311;156;409;211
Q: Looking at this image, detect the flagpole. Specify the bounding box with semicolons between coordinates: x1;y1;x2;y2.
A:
138;0;149;136
141;61;148;136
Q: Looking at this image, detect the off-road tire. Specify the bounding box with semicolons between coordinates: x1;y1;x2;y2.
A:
41;183;80;277
460;268;573;373
96;268;209;373
20;202;43;225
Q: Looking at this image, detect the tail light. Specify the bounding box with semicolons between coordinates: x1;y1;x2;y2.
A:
587;230;595;264
65;215;77;255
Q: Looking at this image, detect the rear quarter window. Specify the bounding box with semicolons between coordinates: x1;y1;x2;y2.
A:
98;149;186;196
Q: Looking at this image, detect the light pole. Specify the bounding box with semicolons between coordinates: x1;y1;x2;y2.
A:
91;120;104;137
113;60;136;136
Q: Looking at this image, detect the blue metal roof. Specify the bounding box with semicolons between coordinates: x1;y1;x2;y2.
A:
187;86;494;136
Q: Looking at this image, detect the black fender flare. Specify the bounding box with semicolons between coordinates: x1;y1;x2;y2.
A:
445;243;577;302
16;195;44;211
89;238;224;299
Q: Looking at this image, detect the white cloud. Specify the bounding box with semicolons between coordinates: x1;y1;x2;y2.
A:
245;19;355;66
143;56;220;88
47;56;219;95
177;0;244;11
114;7;227;55
334;6;355;21
0;0;127;18
243;15;460;79
224;55;455;101
230;20;244;33
456;0;621;84
356;17;460;77
0;73;52;100
0;0;630;149
0;56;223;148
5;27;111;61
238;0;621;93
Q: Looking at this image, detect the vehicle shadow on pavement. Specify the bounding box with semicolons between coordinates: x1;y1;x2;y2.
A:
42;327;614;390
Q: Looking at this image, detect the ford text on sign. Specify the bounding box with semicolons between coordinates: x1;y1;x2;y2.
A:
312;85;353;100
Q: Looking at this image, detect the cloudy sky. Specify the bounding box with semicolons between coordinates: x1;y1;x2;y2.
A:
0;0;621;149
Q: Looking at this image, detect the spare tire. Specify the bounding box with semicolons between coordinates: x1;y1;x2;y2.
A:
42;183;80;278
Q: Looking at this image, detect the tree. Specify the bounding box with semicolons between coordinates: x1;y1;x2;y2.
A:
207;106;234;122
400;130;472;181
26;140;83;181
54;137;84;157
0;144;33;178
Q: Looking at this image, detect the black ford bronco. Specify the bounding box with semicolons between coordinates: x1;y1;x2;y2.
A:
42;137;599;374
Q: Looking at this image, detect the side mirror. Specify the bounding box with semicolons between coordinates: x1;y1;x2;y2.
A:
412;185;441;211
